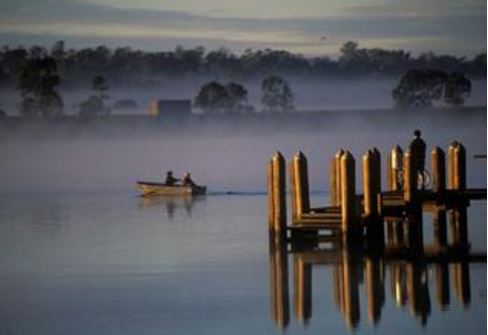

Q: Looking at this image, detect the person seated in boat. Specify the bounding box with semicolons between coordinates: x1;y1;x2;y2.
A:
182;172;196;187
164;171;180;186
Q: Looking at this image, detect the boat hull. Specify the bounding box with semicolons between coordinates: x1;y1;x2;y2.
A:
137;181;206;196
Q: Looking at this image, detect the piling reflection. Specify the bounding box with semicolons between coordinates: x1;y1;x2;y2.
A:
268;204;484;331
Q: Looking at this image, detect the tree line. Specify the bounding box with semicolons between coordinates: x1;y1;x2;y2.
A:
0;41;485;87
3;43;476;118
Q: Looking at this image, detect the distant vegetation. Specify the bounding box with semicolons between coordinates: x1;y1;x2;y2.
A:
194;81;252;114
261;75;294;113
392;70;471;108
1;40;484;117
0;40;485;88
18;57;63;117
78;75;110;117
194;75;294;114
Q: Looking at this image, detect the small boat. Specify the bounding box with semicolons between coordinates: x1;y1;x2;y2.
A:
137;181;206;197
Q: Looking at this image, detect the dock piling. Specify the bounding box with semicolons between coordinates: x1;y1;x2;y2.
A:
341;151;357;232
431;147;446;194
448;142;466;191
290;151;310;222
363;148;382;219
268;151;286;232
333;149;345;206
403;151;416;204
388;146;403;191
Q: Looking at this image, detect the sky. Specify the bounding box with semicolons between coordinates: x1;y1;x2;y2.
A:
0;0;485;57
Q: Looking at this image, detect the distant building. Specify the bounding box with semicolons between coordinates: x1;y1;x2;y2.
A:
149;99;192;117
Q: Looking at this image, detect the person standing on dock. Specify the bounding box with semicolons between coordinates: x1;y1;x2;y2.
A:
409;129;427;189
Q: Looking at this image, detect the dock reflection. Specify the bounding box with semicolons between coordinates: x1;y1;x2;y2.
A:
269;205;484;330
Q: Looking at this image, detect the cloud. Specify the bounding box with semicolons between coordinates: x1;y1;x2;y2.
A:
0;0;485;56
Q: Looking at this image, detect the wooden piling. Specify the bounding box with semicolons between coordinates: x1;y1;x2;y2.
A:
341;151;357;232
447;141;465;191
388;146;403;191
431;147;446;194
268;152;286;232
447;142;456;189
453;143;466;191
268;159;275;230
330;157;338;206
289;161;298;222
363;148;382;219
403;151;416;203
334;149;345;206
290;151;310;222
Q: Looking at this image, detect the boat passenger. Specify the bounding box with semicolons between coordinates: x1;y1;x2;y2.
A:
164;171;180;186
182;172;196;187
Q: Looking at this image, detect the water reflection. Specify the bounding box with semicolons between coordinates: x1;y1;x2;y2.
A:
138;195;203;219
269;204;485;330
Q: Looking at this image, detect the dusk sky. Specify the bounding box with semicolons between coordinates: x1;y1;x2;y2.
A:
0;0;485;57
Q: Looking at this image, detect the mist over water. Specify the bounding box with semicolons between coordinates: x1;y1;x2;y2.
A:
0;77;486;114
0;109;485;194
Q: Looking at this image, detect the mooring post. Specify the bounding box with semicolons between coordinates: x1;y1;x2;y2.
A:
289;160;298;222
447;142;456;189
453;143;466;191
362;149;380;218
334;149;345;206
362;150;373;218
268;152;286;232
448;141;466;190
389;145;403;191
268;159;275;230
330;157;337;206
341;151;357;233
403;151;417;204
431;147;446;194
290;151;310;222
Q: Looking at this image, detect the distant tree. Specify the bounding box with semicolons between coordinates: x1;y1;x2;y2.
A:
18;57;63;117
392;69;471;108
226;82;249;113
194;81;230;114
392;69;447;108
194;81;253;114
261;75;294;113
78;75;110;117
444;73;471;106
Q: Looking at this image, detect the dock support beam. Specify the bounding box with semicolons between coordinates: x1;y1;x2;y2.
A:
341;151;357;233
268;151;286;233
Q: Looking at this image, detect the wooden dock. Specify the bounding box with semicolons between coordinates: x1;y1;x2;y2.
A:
268;140;486;239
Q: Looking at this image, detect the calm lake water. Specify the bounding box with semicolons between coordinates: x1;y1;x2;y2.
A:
0;192;485;335
0;110;485;334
